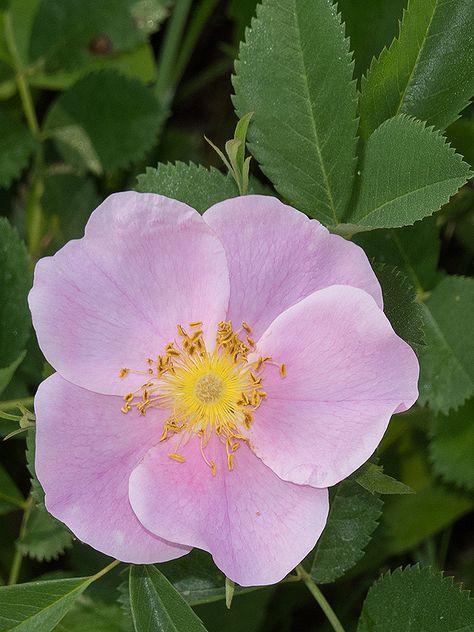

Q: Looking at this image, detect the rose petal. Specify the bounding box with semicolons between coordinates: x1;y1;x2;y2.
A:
29;192;230;395
203;195;382;338
35;373;189;563
129;435;328;586
248;285;419;488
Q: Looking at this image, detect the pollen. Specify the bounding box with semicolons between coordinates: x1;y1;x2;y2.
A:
120;320;284;474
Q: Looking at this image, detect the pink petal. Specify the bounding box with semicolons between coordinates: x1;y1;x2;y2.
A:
129;435;328;586
29;192;230;395
248;285;419;488
203;195;382;338
35;373;189;563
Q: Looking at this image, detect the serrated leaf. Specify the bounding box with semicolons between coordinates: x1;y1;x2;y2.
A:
430;398;474;491
45;70;164;173
233;0;358;225
0;576;97;632
372;262;425;349
358;565;474;632
310;479;382;584
0;219;31;373
29;0;146;72
136;162;239;213
338;0;406;78
0;115;36;188
360;0;474;139
19;504;73;562
418;276;474;413
129;565;208;632
354;463;414;496
0;462;25;515
348;115;471;229
354;216;441;293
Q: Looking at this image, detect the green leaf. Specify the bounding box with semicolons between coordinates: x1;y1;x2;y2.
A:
358;565;474;632
372;263;425;349
29;0;147;72
54;599;128;632
338;0;406;78
359;0;474;139
310;479;382;584
159;550;257;606
418;276;474;413
19;504;73;561
348;115;471;229
430;398;474;491
42;173;99;247
45;70;164;173
354;216;441;293
0;350;26;396
0;576;97;632
0;115;36;188
29;43;158;90
136;162;239;213
383;483;473;555
233;0;358;225
129;565;208;632
0;219;31;373
0;462;25;515
354;462;414;496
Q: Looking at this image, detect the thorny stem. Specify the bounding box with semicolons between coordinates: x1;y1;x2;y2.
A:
8;495;33;585
295;565;346;632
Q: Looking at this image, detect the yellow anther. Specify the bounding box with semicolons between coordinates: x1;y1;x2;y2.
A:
119;368;129;378
177;324;188;337
168;453;186;463
119;318;282;475
280;363;286;377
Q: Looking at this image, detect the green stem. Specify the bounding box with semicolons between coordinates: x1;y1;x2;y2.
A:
173;0;219;89
295;565;346;632
90;559;121;582
0;411;22;422
0;397;34;412
3;12;44;258
8;495;33;585
3;13;40;138
155;0;193;106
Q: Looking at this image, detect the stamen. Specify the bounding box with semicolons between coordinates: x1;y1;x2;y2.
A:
120;320;285;475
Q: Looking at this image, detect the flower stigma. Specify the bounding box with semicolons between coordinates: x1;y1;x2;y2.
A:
119;321;285;475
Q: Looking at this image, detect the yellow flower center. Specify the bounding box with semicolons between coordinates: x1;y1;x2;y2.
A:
119;320;285;475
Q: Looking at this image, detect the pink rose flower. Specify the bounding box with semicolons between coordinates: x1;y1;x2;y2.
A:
29;193;418;586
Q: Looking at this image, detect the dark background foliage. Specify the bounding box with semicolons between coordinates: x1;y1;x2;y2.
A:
0;1;473;630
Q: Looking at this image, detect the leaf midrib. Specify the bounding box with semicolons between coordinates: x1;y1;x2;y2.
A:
357;173;463;224
293;0;339;224
394;0;440;117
